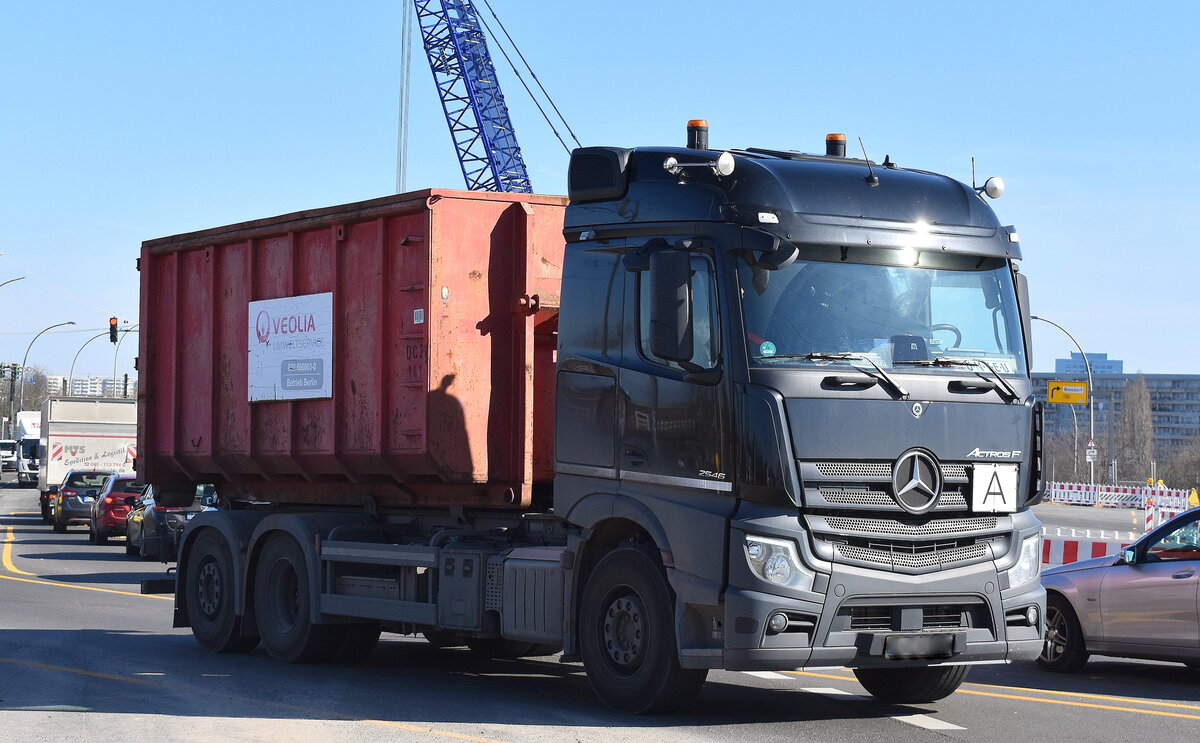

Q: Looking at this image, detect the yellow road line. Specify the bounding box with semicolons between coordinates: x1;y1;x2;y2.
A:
957;688;1200;720
3;525;37;575
0;657;510;743
967;680;1200;711
785;668;1200;717
0;572;173;600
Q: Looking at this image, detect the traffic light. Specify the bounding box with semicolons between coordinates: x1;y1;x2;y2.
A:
109;317;118;343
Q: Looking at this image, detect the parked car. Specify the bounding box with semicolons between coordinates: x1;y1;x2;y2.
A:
1039;507;1200;672
88;474;146;544
0;439;16;471
126;485;216;561
52;470;114;533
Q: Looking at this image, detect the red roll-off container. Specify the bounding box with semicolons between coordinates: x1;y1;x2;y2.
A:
138;189;567;509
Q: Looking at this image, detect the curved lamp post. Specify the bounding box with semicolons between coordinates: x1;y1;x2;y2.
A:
112;323;139;397
15;321;77;424
1031;315;1095;491
68;332;111;395
0;276;26;291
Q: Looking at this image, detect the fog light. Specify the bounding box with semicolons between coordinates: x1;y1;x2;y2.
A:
767;613;789;634
1026;606;1039;627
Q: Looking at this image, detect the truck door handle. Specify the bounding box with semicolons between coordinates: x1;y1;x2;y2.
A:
949;380;996;393
623;447;647;468
823;375;877;389
1172;568;1195;579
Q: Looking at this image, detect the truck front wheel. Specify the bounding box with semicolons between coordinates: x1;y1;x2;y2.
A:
852;665;970;703
579;547;707;713
253;534;342;663
185;531;259;653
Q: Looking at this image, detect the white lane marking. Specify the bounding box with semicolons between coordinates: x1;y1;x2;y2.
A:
891;713;965;731
742;671;793;680
798;685;966;731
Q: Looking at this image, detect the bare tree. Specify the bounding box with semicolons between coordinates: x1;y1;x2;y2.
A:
1114;374;1152;484
1162;436;1200;492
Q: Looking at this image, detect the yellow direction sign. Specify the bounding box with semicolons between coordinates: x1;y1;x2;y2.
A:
1047;380;1088;405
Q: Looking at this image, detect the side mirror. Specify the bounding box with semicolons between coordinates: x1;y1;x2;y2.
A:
123;496;137;506
648;249;694;362
1122;548;1137;565
1015;272;1033;369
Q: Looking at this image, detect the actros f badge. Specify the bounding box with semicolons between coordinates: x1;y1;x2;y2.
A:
891;449;943;514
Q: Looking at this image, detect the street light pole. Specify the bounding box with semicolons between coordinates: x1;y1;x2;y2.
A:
112;324;139;398
0;276;26;291
69;332;111;395
1032;315;1095;491
1;277;26;436
15;321;77;428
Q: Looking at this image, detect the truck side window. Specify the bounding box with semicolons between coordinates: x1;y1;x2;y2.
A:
637;254;719;371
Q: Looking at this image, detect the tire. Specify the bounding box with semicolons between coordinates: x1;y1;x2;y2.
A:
332;624;382;662
853;665;970;704
579;547;707;713
40;498;52;524
185;531;259;653
93;525;109;545
52;507;66;534
125;534;138;557
1038;594;1090;673
253;534;342;663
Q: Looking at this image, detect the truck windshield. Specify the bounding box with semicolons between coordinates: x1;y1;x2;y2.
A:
19;440;38;458
738;252;1027;375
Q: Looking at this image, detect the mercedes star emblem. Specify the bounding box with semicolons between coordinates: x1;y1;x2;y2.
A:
891;449;943;514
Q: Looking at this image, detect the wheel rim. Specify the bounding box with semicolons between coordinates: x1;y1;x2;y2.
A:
266;558;301;631
600;589;647;672
1040;605;1067;663
196;559;223;618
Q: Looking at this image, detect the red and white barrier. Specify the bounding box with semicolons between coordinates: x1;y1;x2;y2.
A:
1041;533;1130;567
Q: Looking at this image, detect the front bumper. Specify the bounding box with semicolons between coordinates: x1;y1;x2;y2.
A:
722;561;1045;671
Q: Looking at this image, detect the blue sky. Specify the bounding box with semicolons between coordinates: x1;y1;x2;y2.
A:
1;1;1196;379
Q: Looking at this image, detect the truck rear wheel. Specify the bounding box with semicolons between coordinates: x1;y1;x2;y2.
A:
253;534;342;663
852;665;970;704
579;547;707;713
185;531;259;653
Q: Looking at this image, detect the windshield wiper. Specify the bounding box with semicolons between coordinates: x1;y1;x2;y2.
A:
895;356;1022;403
781;352;909;400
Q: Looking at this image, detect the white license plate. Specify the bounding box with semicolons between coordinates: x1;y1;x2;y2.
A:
971;463;1019;512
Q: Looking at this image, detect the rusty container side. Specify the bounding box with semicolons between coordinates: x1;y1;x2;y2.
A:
137;189;566;509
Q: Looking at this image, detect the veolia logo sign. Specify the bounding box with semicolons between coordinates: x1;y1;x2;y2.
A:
255;309;318;344
248;292;333;402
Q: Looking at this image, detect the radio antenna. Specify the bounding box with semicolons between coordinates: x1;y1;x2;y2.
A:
859;137;879;187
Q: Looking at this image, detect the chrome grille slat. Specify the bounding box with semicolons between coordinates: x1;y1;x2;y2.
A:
821;515;998;537
834;542;990;570
816;486;967;510
813;462;968;480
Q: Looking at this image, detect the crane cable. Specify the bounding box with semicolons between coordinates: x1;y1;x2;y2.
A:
477;0;581;154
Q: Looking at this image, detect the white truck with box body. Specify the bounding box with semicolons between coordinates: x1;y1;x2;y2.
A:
37;398;137;523
16;411;41;486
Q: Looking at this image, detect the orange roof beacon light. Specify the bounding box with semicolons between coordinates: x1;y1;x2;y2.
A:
687;120;709;149
826;133;847;158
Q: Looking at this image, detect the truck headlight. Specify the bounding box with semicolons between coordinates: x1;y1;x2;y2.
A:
744;535;815;591
1007;535;1041;589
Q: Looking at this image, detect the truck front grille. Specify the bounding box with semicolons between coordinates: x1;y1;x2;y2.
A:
822;515;998;537
814;462;968;481
834;540;990;570
846;604;976;631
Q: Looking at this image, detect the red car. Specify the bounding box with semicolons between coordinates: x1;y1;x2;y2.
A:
88;475;145;544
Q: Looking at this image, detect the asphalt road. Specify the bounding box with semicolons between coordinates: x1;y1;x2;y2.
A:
2;480;1197;742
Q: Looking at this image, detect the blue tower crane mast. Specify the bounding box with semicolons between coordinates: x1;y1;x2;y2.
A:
414;0;532;193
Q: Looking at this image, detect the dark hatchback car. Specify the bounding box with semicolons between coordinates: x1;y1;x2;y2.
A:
52;470;114;533
126;485;215;561
88;475;146;544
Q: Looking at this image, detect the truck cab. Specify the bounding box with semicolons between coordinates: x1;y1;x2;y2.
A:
0;439;16;471
555;129;1044;705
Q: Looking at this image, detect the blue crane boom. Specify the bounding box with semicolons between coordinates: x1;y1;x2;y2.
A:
414;0;532;193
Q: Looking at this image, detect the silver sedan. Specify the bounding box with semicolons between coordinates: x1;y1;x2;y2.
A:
1039;506;1200;672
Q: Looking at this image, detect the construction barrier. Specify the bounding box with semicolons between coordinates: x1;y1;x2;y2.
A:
1040;527;1132;567
1044;481;1191;511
